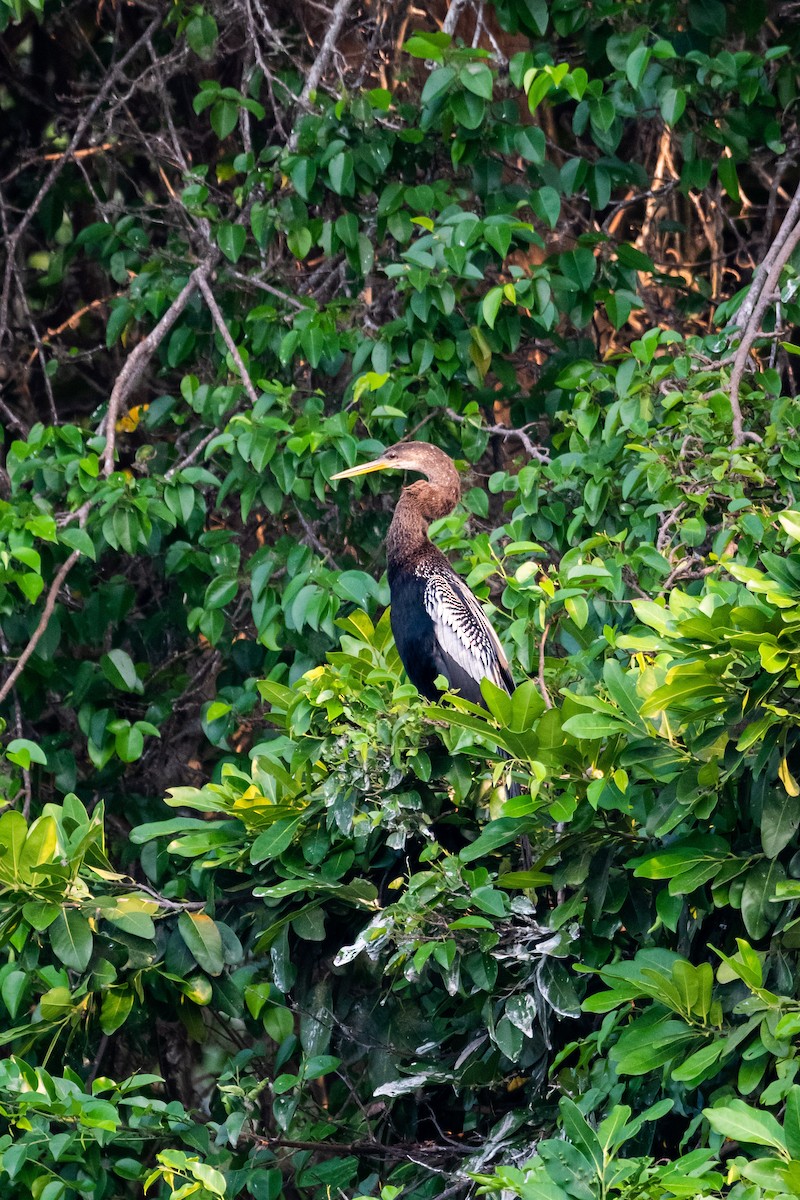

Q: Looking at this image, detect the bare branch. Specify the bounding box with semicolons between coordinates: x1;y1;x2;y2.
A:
443;0;473;34
166;427;221;480
728;193;800;446
445;408;550;463
538;620;552;710
0;390;28;436
101;258;215;477
288;0;356;151
197;273;261;406
0;549;82;706
656;501;686;554
659;557;717;594
229;269;308;311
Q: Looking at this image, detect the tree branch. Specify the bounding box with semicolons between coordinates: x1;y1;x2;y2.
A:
538;620;552;710
444;408;550;463
101;258;215;476
728;179;800;447
197;273;260;406
443;0;473;34
0;549;81;706
287;0;355;151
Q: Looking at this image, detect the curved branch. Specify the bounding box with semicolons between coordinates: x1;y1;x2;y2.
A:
729;215;800;447
0;550;81;706
197;273;260;406
729;178;800;448
101;258;215;476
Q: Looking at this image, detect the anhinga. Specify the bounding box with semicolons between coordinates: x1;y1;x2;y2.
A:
331;442;515;709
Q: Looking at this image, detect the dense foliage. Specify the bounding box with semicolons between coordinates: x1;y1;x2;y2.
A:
4;0;800;1196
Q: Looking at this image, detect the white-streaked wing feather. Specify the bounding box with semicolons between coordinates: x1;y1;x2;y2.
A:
422;569;512;692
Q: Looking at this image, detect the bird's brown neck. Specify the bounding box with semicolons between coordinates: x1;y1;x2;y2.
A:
386;470;461;567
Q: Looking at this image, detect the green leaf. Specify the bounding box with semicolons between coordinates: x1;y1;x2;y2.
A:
211;97;238;139
106;301;133;347
532;186;561;229
703;1100;787;1153
718;156;740;203
178;911;224;976
784;1087;800;1159
661;86;686;126
290;157;317;200
1;971;27;1019
741;860;786;939
460;63;493;100
204;576;238;609
482;286;504;330
100;989;134;1034
421;66;456;105
559;1097;604;1173
6;738;47;769
761;786;800;857
100;648;142;693
190;1163;226;1196
51;909;93;972
404;30;451;60
251;815;304;864
328;150;355;196
561;247;596;291
186;12;218;59
626;45;651;89
217;222;246;263
287;227;313;259
459;818;535;863
115;724;144;762
562;713;625;740
59;527;96;560
779;510;800;541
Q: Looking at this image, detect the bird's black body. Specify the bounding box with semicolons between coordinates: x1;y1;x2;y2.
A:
332;440;520;797
388;550;513;707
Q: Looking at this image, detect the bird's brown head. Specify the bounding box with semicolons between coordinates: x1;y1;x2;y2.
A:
331;441;461;525
331;441;458;485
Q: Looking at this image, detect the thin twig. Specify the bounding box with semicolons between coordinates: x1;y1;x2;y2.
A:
197;273;260;406
0;391;28;435
445;408;550;463
229;269;307;310
294;503;336;565
735;178;800;334
131;882;207;911
659;557;717;594
166;427;221;480
0;630;31;816
656;501;686;554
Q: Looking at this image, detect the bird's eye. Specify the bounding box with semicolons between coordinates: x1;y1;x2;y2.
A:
386;450;396;459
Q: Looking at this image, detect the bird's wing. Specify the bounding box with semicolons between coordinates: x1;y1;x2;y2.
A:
422;567;514;696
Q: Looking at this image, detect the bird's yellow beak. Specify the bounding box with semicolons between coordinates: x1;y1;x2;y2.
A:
330;457;394;480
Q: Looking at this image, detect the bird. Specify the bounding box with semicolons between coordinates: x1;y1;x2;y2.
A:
331;441;515;710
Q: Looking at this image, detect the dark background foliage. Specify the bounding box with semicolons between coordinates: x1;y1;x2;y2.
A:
4;0;800;1197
